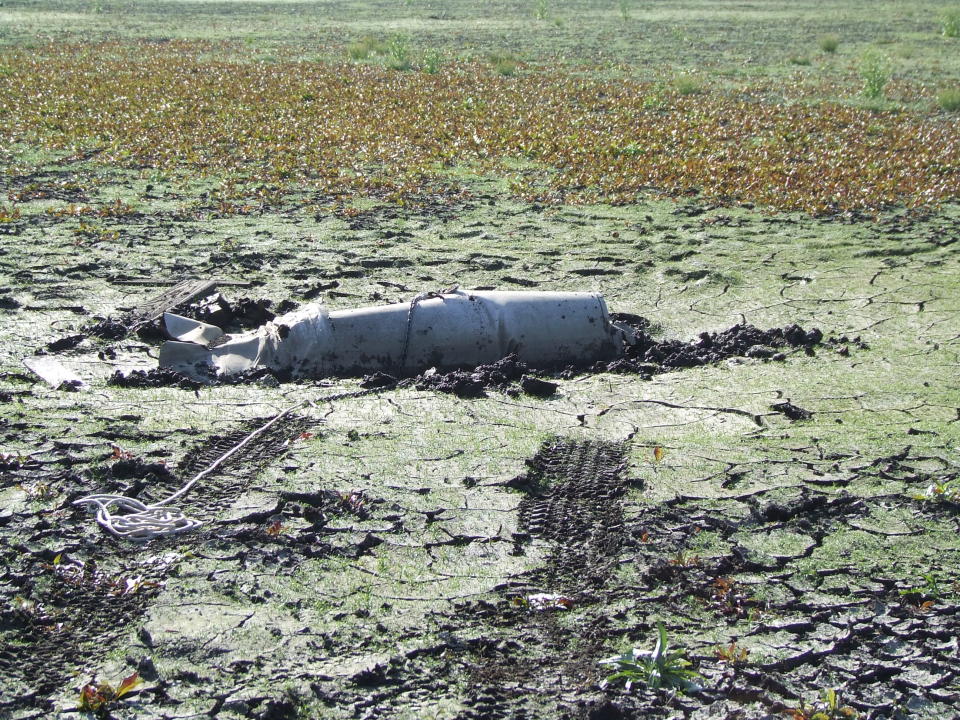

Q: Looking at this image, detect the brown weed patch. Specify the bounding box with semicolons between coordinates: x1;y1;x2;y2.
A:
1;42;958;214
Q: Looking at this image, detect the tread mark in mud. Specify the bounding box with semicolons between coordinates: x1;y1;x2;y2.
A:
516;438;629;589
458;438;631;720
0;412;315;714
0;560;158;715
158;413;315;520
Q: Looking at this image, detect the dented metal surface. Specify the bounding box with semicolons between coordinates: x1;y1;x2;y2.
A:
159;289;627;380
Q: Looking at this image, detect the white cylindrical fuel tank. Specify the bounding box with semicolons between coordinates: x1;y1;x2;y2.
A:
159;289;622;379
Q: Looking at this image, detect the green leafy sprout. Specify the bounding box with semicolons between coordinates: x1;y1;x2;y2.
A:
917;477;960;502
789;687;859;719
859;49;890;100
599;622;701;693
942;9;960;38
898;572;957;601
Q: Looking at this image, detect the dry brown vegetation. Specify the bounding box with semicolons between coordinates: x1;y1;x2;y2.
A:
1;42;958;215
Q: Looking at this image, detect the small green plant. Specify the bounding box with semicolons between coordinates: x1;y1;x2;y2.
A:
788;688;858;719
490;52;518;76
219;236;240;253
938;87;960;111
673;75;706;96
73;220;119;244
599;622;701;692
347;36;387;61
819;34;840;53
669;550;701;567
641;85;669;111
941;9;960;37
714;642;750;665
859;49;890;99
899;572;953;600
422;48;443;74
618;0;631;22
387;34;412;71
78;672;143;714
535;0;549;21
917;476;960;500
617;142;645;156
0;205;21;223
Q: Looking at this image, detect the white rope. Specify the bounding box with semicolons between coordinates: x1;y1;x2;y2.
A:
70;494;202;541
73;400;307;542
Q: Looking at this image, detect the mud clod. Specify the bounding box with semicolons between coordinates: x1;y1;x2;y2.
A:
415;354;560;398
87;317;128;339
604;321;825;375
232;297;278;328
108;456;176;482
520;375;558;398
46;333;85;352
222;366;286;386
190;291;234;328
359;372;399;389
416;369;487;398
771;401;813;421
108;367;202;389
416;354;525;397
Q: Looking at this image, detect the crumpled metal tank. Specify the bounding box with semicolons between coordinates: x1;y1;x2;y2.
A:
158;289;627;380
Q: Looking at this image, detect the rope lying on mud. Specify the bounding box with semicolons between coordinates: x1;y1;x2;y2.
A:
74;400;307;541
75;290;464;542
76;286;459;542
73;387;387;542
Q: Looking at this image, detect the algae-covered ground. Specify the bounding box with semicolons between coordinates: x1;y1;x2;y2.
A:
1;2;960;719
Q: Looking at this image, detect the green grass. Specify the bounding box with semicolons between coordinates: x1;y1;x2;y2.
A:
1;1;959;88
489;52;519;76
938;86;960;111
818;33;840;53
1;2;960;717
860;48;890;99
942;8;960;37
347;35;388;60
673;74;706;95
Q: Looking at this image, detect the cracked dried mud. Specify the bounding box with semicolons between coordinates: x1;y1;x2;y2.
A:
2;1;960;719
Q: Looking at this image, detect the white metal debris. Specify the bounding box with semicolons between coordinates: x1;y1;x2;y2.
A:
159;289;626;380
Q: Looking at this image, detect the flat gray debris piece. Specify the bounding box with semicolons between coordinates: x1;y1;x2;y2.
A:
23;356;86;389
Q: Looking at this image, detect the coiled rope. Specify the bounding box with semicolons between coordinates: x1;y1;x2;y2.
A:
75;286;443;542
74;387;387;542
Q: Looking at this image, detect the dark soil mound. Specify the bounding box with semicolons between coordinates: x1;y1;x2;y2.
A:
414;354;557;399
602;320;823;375
108;368;202;389
415;322;826;396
